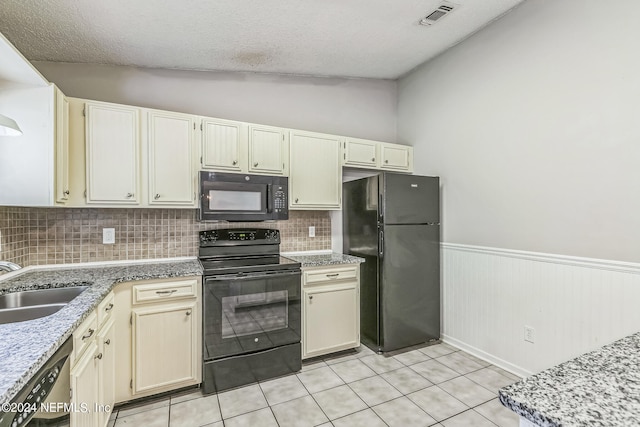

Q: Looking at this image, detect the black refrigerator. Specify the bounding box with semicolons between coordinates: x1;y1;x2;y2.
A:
343;172;440;353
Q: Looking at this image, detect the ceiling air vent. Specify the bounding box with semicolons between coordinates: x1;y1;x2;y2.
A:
419;2;458;26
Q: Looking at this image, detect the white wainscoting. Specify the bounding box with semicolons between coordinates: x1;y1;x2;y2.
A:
441;243;640;378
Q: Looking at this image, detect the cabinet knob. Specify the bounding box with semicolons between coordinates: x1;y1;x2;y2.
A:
95;353;103;360
309;295;313;300
126;193;134;198
232;160;238;165
63;190;70;195
154;194;161;200
295;198;299;203
371;158;375;162
186;310;192;316
105;339;111;345
385;160;389;164
254;162;259;167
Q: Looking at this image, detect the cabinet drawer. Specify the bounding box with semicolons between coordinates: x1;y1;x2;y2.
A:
97;291;115;327
73;310;98;361
304;266;358;285
132;279;197;305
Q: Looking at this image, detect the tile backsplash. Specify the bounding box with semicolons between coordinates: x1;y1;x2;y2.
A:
0;207;330;267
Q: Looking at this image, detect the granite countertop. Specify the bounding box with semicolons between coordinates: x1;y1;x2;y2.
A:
283;252;365;267
499;332;640;426
0;259;202;406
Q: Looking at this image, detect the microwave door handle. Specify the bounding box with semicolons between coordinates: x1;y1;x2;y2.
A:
266;184;274;213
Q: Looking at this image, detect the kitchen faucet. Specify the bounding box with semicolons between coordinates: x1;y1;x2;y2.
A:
0;261;22;272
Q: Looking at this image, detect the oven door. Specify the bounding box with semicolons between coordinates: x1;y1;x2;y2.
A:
203;270;301;361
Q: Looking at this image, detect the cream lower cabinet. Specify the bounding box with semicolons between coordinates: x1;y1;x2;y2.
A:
302;264;360;359
289;130;342;210
132;300;198;393
108;277;202;401
70;294;115;427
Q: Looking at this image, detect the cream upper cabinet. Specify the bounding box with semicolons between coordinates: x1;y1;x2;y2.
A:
201;118;247;173
248;125;288;175
54;86;70;204
380;142;413;172
302;264;360;359
147;110;196;206
289;130;342;210
343;137;378;169
85;102;140;204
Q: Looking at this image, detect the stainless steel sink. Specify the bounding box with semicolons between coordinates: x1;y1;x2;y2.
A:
0;286;89;324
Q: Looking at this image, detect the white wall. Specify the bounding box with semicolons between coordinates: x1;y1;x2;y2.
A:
33;62;398;142
0;85;54;206
398;0;640;374
398;0;640;263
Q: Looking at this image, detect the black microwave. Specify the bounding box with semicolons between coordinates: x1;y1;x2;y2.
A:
199;171;289;221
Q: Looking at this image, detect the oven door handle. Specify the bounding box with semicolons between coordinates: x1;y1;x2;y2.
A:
205;270;301;282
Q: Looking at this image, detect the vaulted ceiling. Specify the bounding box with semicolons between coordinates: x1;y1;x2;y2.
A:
0;0;525;79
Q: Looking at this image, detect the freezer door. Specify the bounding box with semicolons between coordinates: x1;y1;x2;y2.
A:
382;173;439;225
379;224;440;351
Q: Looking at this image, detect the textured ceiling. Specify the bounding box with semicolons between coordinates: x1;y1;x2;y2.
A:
0;0;525;80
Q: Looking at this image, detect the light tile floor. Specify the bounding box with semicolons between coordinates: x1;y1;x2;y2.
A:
105;342;520;427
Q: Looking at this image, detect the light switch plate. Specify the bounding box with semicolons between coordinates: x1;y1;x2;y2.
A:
103;228;115;244
308;226;315;238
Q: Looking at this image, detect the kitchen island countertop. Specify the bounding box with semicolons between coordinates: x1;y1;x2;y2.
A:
0;259;203;406
499;332;640;427
283;252;365;267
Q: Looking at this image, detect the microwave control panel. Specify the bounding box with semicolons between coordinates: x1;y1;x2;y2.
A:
273;185;288;214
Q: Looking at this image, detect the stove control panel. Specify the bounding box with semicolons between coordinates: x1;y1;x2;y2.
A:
199;229;280;246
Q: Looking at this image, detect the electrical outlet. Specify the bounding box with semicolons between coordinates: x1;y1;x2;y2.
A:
524;326;535;343
308;226;315;237
103;228;115;244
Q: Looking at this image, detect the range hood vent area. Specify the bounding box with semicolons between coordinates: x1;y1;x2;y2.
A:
420;2;458;26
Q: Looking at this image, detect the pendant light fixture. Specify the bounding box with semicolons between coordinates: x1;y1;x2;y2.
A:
0;113;23;136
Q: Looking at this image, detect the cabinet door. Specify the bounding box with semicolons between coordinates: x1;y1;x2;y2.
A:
290;131;342;209
147;111;196;206
381;143;413;172
343;138;379;168
202;118;247;172
132;301;198;394
303;283;359;358
97;319;115;427
85;102;140;204
248;125;287;175
54;87;70;204
70;341;99;427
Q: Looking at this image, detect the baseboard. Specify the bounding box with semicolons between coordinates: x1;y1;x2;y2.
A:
442;334;532;378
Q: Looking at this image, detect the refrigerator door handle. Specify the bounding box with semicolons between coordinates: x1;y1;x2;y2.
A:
379;230;384;256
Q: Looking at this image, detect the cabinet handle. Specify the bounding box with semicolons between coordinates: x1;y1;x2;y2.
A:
105;303;114;312
63;190;70;195
309;295;313;300
154;194;161;200
95;353;103;360
82;328;95;340
126;193;134;198
295;198;299;203
186;310;192;316
232;160;238;165
156;289;178;295
254;162;259;167
104;339;111;345
326;273;339;278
